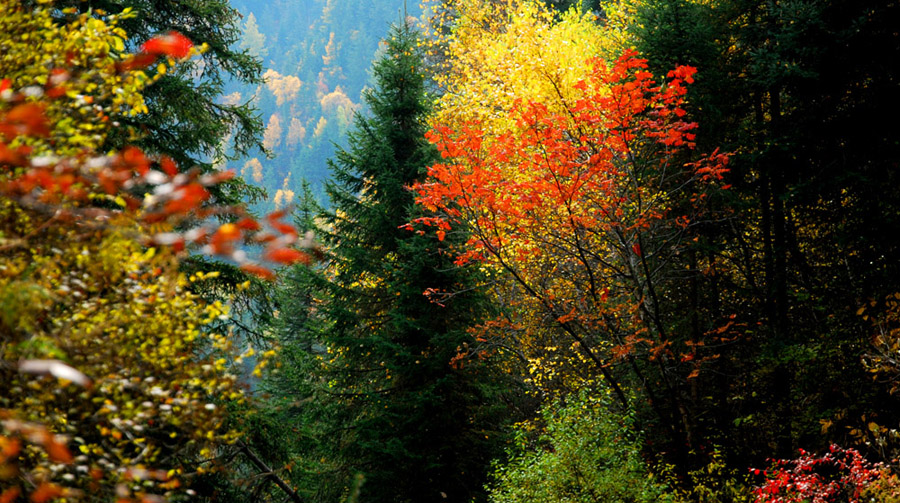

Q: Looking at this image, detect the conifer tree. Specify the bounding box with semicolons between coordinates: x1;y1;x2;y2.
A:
270;21;514;503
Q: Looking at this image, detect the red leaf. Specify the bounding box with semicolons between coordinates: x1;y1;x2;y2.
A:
1;103;50;138
117;53;157;72
165;183;209;213
159;156;177;176
235;218;261;231
0;488;20;503
43;434;73;464
0;438;21;463
45;69;70;98
201;170;235;185
253;232;277;244
30;482;64;503
266;209;289;223
272;222;298;236
240;264;275;280
45;86;66;99
210;223;241;253
0;142;29;165
121;146;150;176
141;31;193;59
632;243;642;256
265;247;310;265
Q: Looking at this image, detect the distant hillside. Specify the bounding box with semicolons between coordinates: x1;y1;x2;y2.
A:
221;0;422;207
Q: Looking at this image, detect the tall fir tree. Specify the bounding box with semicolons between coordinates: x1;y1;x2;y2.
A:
268;21;517;503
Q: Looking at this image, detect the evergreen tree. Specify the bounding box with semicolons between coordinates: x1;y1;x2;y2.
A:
55;0;266;205
267;21;516;503
241;12;268;59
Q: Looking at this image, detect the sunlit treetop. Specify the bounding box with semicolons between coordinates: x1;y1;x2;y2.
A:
412;36;728;402
424;0;614;137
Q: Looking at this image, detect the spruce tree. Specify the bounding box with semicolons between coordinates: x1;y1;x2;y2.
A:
271;21;513;503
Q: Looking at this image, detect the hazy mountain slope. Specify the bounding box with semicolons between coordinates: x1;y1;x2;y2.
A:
222;0;421;206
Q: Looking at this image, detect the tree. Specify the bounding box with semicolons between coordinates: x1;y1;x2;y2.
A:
750;445;897;503
54;0;266;206
416;0;729;464
0;3;309;500
240;12;268;60
51;0;273;357
627;0;900;465
268;21;517;503
263;113;284;150
426;0;613;139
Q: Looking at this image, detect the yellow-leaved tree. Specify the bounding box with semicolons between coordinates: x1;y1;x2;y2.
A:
426;0;612;138
0;1;311;501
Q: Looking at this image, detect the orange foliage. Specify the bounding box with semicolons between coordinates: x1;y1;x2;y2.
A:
413;50;729;396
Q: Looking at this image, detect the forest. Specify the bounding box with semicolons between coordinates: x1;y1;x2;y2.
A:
1;0;899;502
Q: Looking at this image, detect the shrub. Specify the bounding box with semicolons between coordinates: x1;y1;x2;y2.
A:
488;390;676;503
751;445;895;503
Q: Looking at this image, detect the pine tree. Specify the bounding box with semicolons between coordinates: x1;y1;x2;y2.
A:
241;12;268;59
271;21;515;503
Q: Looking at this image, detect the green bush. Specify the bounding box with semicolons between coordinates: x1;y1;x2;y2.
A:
488;390;676;503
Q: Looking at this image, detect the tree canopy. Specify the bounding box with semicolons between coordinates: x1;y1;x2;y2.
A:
4;0;900;501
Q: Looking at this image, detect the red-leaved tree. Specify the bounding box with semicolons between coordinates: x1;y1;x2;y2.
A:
412;50;729;453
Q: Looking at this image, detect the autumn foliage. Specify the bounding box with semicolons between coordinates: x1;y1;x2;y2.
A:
751;446;899;503
0;5;310;279
0;1;311;500
5;0;900;500
413;48;728;406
